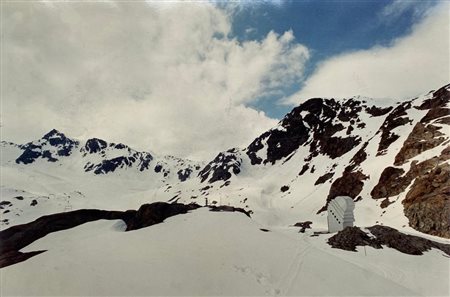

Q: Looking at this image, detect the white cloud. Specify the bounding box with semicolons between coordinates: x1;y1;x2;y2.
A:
381;0;436;19
284;2;449;105
2;1;309;160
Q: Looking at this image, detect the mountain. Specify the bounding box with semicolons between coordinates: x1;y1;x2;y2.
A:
1;84;449;296
170;83;450;238
1;84;449;238
0;131;203;227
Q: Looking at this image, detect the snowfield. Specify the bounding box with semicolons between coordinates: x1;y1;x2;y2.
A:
1;209;449;296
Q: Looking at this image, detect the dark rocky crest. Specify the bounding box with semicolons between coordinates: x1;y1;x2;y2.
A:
198;149;242;183
82;138;108;154
16;129;79;164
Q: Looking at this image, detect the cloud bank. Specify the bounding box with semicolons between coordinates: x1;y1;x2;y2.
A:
285;2;449;105
2;1;308;160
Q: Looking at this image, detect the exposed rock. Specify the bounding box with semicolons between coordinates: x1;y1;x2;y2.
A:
372;148;448;201
416;84;449;110
16;129;79;164
320;170;368;213
0;250;46;269
299;164;309;176
328;226;382;252
371;167;406;199
280;185;290;192
125;202;201;231
394;123;446;166
208;205;251;217
0;201;12;209
293;221;312;233
246;98;363;165
154;164;163;173
380;198;394;209
177;168;193;182
85;151;153;174
421;108;450;123
368;225;450;255
314;172;334;185
376;102;412;155
403;163;450;238
346;142;369;172
365;105;393;117
319;136;361;159
328;225;450;256
246;135;266;165
198;149;242;183
82;138;108;154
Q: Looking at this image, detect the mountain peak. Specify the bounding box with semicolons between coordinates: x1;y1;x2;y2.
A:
42;129;66;140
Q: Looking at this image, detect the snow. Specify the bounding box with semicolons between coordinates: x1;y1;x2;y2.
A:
1;209;448;296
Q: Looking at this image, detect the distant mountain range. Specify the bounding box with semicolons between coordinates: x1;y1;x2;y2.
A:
1;84;449;238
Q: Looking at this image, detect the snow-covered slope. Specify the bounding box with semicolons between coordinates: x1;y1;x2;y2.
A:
2;209;449;296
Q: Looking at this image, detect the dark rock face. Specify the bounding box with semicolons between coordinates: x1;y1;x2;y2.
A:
346;142;369;172
198;149;242;183
365;106;393;117
246;134;266;165
0;251;46;270
376;102;412;156
85;151;153;174
416;84;450;110
328;226;382;252
154;164;163;173
319;136;361;159
372;149;448;207
16;129;79;164
246;98;365;166
320;170;368;213
0;201;13;209
328;225;450;256
403;162;450;238
15;146;41;164
298;164;309;176
125;202;201;231
280;185;290;192
394;123;446;166
208;205;251;217
293;221;312;233
371;167;406;199
177;168;193;182
83;138;108;154
314;173;334;185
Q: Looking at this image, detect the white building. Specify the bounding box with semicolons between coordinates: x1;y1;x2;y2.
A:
327;196;355;233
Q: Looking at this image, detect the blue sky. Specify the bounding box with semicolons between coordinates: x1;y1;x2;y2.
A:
226;0;441;118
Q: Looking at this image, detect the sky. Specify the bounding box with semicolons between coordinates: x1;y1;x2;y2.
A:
1;0;449;160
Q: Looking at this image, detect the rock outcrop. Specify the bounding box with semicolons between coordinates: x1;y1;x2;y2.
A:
394;123;446;166
403;162;450;238
328;225;450;255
